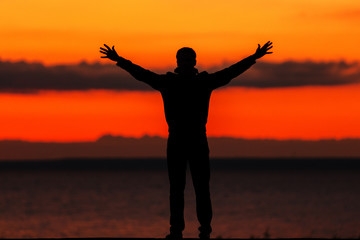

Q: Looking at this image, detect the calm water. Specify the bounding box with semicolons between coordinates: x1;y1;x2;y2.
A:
1;159;360;238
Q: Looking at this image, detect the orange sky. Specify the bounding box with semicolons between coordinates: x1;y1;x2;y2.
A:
1;0;360;66
1;85;360;142
1;0;360;142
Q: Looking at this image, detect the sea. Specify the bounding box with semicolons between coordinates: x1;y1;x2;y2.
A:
0;158;360;239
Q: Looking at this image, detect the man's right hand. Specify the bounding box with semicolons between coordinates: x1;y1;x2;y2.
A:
100;44;121;62
253;41;273;59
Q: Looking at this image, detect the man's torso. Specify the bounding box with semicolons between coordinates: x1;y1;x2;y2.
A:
159;72;213;135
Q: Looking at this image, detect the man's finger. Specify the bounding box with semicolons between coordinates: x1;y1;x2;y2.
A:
266;52;273;54
100;47;107;51
100;51;107;54
104;44;111;50
100;56;109;58
264;42;271;48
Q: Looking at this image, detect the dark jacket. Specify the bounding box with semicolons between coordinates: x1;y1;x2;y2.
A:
116;56;256;135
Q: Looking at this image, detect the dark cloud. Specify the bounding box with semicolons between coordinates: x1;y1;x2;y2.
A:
227;60;360;88
1;59;360;92
0;60;157;92
2;135;360;160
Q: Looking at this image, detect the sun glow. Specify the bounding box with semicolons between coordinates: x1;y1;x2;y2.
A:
1;84;360;142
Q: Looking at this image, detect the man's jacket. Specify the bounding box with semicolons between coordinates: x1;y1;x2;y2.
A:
116;56;256;135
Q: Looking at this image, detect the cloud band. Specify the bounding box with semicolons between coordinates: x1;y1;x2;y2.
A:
1;60;359;92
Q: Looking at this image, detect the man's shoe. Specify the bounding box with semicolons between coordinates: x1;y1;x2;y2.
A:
199;225;211;239
165;232;183;240
199;232;210;239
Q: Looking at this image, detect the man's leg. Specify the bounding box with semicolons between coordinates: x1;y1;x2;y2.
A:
167;137;187;238
189;138;212;239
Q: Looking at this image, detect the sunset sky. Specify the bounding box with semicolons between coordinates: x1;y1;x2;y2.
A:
1;0;360;142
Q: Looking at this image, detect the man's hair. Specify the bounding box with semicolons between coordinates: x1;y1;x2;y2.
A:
176;47;196;60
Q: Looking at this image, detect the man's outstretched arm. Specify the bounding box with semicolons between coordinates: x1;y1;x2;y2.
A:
100;44;163;90
208;41;273;89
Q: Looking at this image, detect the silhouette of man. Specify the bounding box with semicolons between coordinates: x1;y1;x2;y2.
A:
100;41;273;239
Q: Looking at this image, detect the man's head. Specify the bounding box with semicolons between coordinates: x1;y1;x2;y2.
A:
176;47;196;69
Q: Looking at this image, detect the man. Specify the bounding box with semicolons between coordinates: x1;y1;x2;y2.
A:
100;41;273;239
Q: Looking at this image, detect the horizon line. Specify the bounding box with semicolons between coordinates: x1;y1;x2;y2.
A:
1;134;360;144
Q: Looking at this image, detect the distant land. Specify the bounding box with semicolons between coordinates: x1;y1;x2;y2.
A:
1;135;360;160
